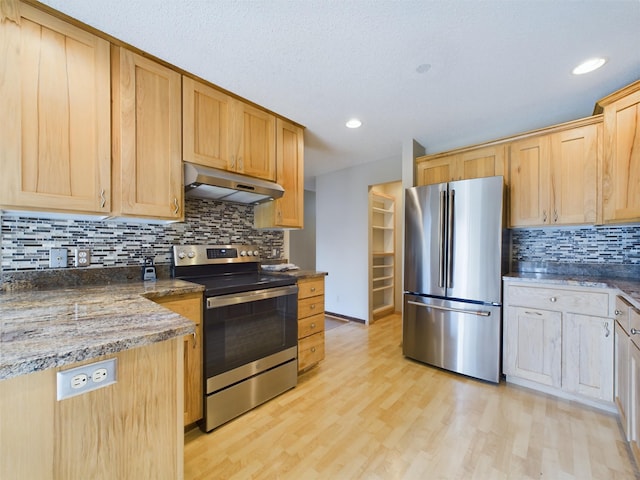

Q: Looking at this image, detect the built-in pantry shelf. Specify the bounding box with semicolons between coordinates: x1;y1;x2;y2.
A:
368;188;396;321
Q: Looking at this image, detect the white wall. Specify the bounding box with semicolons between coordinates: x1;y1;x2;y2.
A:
289;190;316;270
316;156;402;321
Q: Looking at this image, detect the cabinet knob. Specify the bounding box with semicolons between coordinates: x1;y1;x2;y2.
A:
310;323;316;329
615;309;622;316
310;304;316;310
310;347;316;353
632;328;640;335
549;297;557;303
310;287;316;292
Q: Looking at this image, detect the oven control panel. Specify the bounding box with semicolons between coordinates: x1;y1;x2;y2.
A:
173;244;261;266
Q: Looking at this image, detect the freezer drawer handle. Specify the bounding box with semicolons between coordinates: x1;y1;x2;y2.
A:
408;300;491;317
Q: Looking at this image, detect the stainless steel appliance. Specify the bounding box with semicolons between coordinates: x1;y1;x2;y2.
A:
172;244;298;432
403;176;506;383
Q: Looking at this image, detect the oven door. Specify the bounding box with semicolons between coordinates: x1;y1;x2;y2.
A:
204;285;298;394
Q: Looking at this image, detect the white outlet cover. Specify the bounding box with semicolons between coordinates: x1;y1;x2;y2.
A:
57;358;117;400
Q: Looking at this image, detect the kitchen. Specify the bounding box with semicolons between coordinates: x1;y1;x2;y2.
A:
2;0;640;478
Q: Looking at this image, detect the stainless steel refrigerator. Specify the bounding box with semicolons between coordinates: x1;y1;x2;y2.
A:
403;175;506;383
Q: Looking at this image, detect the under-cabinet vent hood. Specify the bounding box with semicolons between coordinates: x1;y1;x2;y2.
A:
183;162;284;205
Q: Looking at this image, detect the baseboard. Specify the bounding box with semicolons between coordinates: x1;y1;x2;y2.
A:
325;312;366;324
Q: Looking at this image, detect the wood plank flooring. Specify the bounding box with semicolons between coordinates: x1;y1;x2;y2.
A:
184;314;639;479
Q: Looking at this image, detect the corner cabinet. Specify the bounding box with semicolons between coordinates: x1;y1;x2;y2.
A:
297;277;325;373
111;47;183;221
153;292;203;427
597;80;640;224
182;76;276;182
503;280;615;410
0;1;111;215
254;118;305;229
369;190;395;320
509;119;600;227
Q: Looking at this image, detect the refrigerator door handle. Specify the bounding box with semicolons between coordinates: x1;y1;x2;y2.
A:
446;189;455;288
408;300;491;317
438;190;446;288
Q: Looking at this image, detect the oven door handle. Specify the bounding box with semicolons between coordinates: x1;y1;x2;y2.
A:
207;285;299;309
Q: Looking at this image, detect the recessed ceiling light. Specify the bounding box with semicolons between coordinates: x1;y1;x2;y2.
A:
572;57;607;75
345;119;362;129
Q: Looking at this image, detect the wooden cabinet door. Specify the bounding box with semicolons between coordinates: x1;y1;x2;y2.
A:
549;124;598;225
615;322;631;440
254;118;304;228
416;156;457;186
509;136;550;227
630;341;640;464
154;292;203;426
504;306;561;388
562;314;613;401
182;76;232;171
274;118;304;227
0;2;110;214
602;87;640;223
112;47;183;220
458;145;505;181
231;100;276;181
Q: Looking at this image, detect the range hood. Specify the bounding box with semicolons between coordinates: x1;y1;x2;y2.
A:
183;162;284;205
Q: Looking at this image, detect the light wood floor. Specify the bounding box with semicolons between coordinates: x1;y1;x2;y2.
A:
185;314;639;479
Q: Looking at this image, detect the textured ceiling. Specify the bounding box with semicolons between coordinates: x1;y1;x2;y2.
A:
39;0;640;183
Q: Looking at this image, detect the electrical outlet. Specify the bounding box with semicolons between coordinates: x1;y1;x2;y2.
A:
74;248;91;267
57;358;117;400
49;248;68;268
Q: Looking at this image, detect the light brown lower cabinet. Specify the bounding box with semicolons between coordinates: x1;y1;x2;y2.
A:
153;292;203;426
297;277;325;372
0;338;184;480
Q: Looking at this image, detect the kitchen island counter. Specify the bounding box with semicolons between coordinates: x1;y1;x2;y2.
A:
0;279;203;380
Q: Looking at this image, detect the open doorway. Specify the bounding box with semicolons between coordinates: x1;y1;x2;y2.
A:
368;180;403;323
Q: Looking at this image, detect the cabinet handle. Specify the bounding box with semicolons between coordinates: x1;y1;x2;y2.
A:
238;156;243;170
192;331;197;349
100;189;106;209
549;297;557;303
542;210;547;223
632;328;640;335
604;322;610;338
173;198;179;215
615;309;622;316
553;209;558;223
525;311;543;316
230;155;235;169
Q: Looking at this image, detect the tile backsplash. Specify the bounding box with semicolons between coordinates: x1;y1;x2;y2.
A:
511;225;640;265
1;198;284;272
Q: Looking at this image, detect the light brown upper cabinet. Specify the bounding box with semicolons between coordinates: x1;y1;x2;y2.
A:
416;144;505;186
596;80;640;224
0;1;111;215
183;77;276;181
255;118;305;228
509;120;599;227
111;47;183;221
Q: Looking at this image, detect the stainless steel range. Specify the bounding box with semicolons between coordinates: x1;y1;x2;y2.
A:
172;244;298;432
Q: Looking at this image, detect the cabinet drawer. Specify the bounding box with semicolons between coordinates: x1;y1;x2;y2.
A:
615;295;632;334
631;307;640;350
298;331;325;371
298;278;325;299
298;295;324;319
507;285;608;317
298;313;325;339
